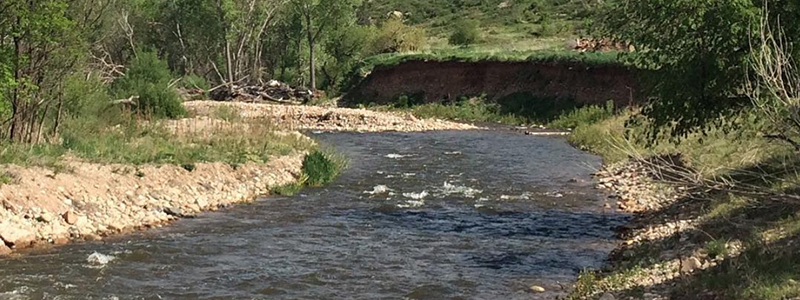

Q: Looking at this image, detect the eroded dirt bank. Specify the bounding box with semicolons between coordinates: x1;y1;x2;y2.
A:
0;102;477;256
343;60;640;107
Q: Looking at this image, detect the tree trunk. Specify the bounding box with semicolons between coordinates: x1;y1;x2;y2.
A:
306;11;316;90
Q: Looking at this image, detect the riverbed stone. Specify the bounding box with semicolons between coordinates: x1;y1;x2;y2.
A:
0;226;36;248
599;292;616;300
63;210;79;225
681;257;703;273
0;243;11;255
530;285;546;293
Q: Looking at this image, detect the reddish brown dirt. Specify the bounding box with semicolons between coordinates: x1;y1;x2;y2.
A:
343;60;640;107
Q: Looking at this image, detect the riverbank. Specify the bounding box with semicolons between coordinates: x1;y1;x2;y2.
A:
0;102;477;256
183;101;481;132
566;110;800;300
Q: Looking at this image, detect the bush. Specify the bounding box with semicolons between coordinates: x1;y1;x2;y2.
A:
181;74;210;91
113;51;185;119
63;74;116;123
302;150;345;187
370;19;427;54
448;20;481;46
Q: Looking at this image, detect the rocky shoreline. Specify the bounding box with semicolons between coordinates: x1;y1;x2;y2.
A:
183;101;481;132
0;103;477;257
0;154;305;256
588;159;743;300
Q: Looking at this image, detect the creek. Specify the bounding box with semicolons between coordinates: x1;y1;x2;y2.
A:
0;130;628;299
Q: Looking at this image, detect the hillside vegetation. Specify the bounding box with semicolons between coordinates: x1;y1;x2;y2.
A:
359;0;598;50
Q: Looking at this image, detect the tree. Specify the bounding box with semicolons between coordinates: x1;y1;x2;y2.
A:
0;0;83;143
748;4;800;151
291;0;360;90
322;25;374;89
600;0;759;140
601;0;800;140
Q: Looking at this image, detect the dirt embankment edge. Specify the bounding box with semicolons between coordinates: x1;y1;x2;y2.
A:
342;60;641;107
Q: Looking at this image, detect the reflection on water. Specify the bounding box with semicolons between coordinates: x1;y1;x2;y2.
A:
0;130;628;299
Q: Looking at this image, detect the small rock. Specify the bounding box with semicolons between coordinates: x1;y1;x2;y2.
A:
0;243;12;255
530;285;545;293
87;252;115;265
681;257;703;273
599;293;616;300
38;212;54;223
52;236;70;245
63;211;79;225
83;234;101;241
164;207;186;218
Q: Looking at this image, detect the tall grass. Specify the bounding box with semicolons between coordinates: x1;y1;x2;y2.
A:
303;150;347;187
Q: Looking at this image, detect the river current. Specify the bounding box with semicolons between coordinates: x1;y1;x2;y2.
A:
0;130;628;299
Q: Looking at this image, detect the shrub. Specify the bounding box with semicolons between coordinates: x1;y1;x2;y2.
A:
181;74;210;91
370;19;427;54
63;74;118;124
113;51;185;119
448;20;481;46
302;150;345;187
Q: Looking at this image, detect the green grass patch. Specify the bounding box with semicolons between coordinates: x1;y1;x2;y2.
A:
0;115;315;172
374;94;602;127
271;150;347;195
271;174;309;196
548;101;615;130
303;150;347;187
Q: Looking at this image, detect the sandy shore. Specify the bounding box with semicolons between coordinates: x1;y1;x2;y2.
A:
0;102;480;256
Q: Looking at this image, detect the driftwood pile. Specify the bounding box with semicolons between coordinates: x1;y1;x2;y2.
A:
570;38;633;52
209;80;314;104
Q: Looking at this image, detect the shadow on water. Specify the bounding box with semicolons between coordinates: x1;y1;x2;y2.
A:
0;130;629;300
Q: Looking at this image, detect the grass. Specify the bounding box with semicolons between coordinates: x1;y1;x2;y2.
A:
0;111;315;170
211;105;242;122
359;0;599;49
303;150;347;187
271;150;348;195
563;107;800;299
271;174;308;196
0;171;14;186
372;94;611;127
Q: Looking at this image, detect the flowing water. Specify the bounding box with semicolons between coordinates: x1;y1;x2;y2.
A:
0;130;628;300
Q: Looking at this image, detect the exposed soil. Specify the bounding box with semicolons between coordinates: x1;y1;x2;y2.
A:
342;60;640;107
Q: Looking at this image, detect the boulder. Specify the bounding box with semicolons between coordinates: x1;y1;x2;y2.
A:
0;226;36;248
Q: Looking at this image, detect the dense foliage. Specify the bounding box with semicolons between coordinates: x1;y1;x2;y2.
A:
600;0;800;140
